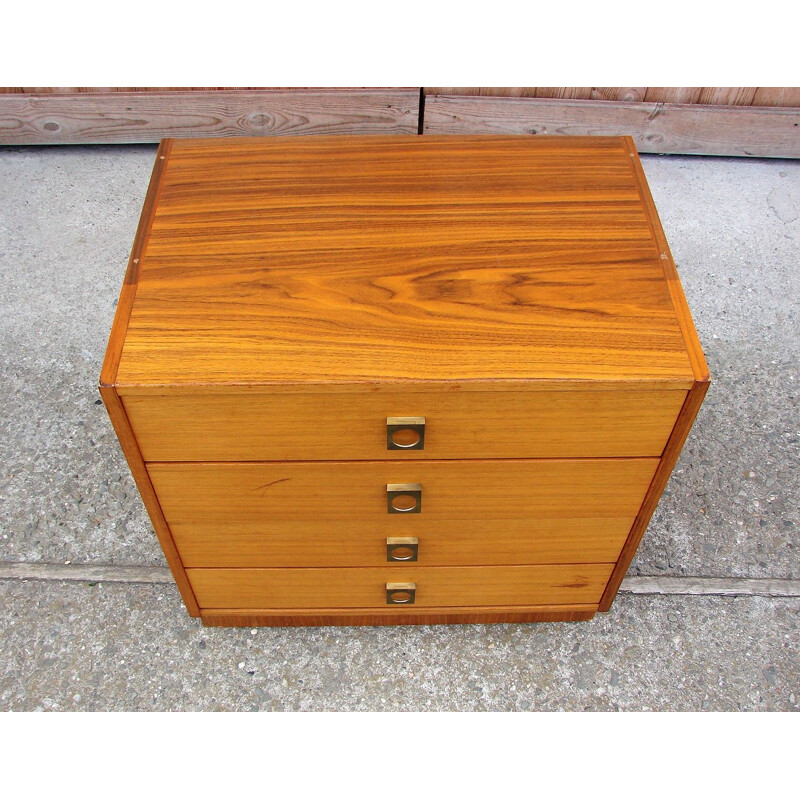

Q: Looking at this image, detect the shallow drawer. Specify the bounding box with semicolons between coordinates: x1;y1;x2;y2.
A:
169;517;635;568
124;389;685;461
149;458;657;567
187;564;615;609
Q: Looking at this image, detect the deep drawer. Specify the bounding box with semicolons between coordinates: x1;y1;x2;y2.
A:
124;389;685;461
187;564;615;609
148;458;658;567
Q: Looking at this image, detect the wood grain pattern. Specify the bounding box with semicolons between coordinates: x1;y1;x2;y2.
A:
122;389;686;462
0;87;328;93
697;87;757;106
114;135;694;389
422;96;800;158
644;88;702;105
163;515;636;569
591;88;647;103
623;138;709;383
751;87;800;107
187;564;614;608
426;88;541;98
148;459;657;568
425;88;799;108
599;380;710;610
200;605;597;626
100;139;171;387
0;89;419;144
148;458;658;522
98;386;200;616
534;88;594;100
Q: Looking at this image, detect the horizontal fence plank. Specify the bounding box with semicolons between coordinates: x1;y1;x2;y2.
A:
423;95;800;158
0;88;419;144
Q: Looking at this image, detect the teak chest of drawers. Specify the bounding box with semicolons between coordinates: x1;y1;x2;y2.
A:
100;135;709;627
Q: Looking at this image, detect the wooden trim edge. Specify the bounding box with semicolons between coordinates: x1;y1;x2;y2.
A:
99;139;172;387
98;385;201;616
114;378;695;396
599;379;710;611
624;137;710;382
200;604;597;627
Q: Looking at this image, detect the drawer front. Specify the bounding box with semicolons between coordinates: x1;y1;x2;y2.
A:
168;517;635;568
125;389;685;461
149;459;657;567
187;564;615;609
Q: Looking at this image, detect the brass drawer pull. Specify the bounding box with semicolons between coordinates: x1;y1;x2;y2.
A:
386;537;419;562
386;483;422;513
386;417;425;450
386;582;416;604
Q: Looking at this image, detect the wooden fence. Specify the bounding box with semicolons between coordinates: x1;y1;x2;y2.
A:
1;87;798;157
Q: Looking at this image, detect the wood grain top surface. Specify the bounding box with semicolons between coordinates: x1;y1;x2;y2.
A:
113;135;701;390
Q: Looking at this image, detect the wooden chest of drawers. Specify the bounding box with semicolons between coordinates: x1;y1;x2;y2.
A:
100;135;709;627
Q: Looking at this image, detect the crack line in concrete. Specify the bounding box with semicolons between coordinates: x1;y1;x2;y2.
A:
0;563;798;597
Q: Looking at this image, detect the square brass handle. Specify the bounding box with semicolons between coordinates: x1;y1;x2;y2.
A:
386;483;422;514
386;417;425;450
386;537;419;562
386;582;416;604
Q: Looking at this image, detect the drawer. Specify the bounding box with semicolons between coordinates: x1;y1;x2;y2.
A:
148;459;657;567
124;389;685;461
168;518;635;568
187;564;615;609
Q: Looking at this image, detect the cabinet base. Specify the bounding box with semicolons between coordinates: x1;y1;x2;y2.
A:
200;604;598;627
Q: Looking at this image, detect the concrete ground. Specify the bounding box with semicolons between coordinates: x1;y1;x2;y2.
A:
0;144;798;711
